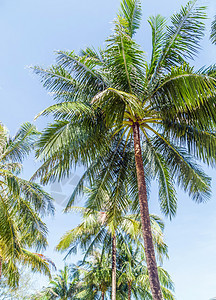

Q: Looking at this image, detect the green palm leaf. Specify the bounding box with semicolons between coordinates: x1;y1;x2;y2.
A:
153;0;206;75
210;15;216;44
119;0;142;37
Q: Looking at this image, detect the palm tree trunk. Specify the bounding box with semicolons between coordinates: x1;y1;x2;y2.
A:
102;291;105;300
111;233;117;300
132;122;163;300
128;282;132;300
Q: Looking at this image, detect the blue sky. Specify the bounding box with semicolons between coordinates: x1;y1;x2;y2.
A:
0;0;216;298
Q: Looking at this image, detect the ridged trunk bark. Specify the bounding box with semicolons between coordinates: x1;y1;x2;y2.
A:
128;282;132;300
111;233;117;300
132;122;163;300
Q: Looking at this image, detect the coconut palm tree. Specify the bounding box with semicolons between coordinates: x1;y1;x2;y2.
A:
117;243;174;300
32;265;79;300
32;259;110;300
56;206;120;300
56;205;169;299
56;207;168;261
79;252;112;300
68;250;173;300
57;243;173;300
0;122;55;287
33;0;216;298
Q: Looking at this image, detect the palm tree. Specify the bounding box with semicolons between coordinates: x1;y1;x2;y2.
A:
56;205;169;298
79;252;112;300
33;0;216;298
0;123;55;287
32;248;174;300
69;250;173;300
33;265;78;300
117;243;174;300
33;259;110;300
42;138;168;300
56;207;168;260
56;206;120;300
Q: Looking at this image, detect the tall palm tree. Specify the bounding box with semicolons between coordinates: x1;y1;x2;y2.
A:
0;122;55;287
33;0;216;298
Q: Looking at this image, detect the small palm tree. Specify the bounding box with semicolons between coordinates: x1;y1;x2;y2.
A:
31;265;80;299
0;123;55;287
33;0;216;298
117;243;174;300
79;252;112;300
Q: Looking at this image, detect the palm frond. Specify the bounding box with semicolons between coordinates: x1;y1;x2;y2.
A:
35;101;92;120
148;15;166;77
164;121;216;167
33;65;82;102
143;139;177;218
56;50;107;94
65;161;100;210
2;123;38;163
105;16;145;95
210;15;216;44
20;250;54;278
152;0;206;75
152;64;216;116
0;194;22;260
119;0;142;37
153;136;211;203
